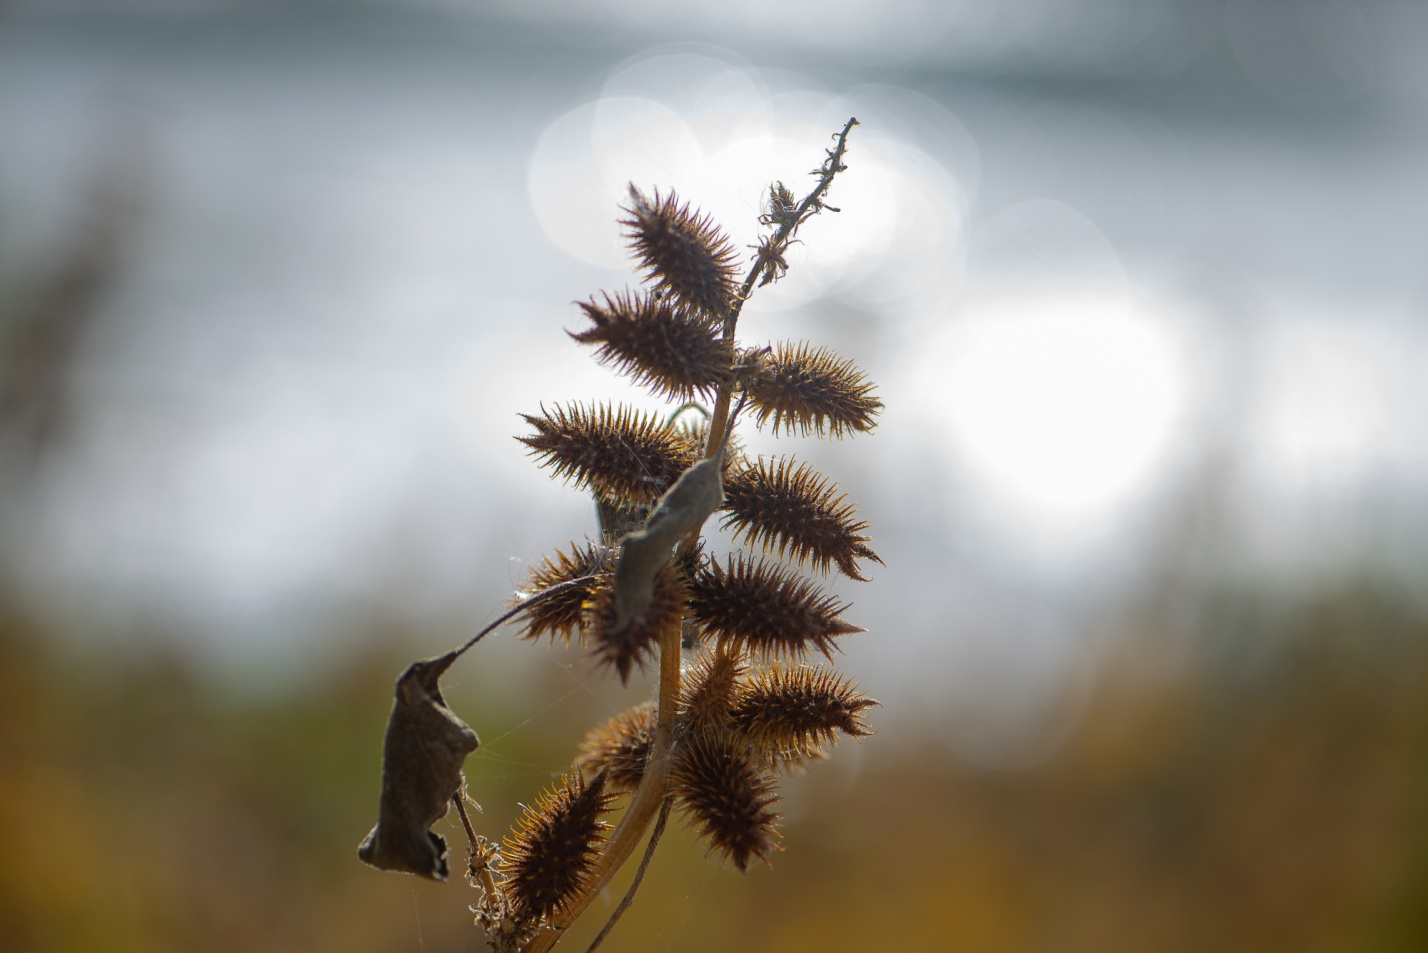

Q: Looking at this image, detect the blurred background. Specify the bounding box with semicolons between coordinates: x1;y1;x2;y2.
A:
2;1;1426;950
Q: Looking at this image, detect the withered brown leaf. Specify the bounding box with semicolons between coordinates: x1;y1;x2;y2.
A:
357;652;480;881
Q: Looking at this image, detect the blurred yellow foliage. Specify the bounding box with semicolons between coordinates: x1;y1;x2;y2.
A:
2;583;1425;953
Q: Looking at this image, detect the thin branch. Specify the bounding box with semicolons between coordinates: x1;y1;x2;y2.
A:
452;576;597;660
732;116;859;314
583;796;673;953
454;792;480;849
665;401;710;427
702;117;858;459
526;609;680;953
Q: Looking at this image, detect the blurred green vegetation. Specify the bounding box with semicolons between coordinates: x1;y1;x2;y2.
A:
2;581;1426;953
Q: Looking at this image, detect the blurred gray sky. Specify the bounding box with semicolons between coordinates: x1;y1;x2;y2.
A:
1;2;1425;757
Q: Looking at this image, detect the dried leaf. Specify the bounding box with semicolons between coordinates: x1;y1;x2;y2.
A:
611;453;724;631
585;558;688;682
357;652;480;881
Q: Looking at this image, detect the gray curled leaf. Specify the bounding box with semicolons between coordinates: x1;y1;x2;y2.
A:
357;651;480;880
613;453;725;630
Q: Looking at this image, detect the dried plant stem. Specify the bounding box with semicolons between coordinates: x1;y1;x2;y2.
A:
454;576;597;659
526;622;681;953
455;793;480;846
583;797;673;953
519;120;858;953
359;118;874;953
703;116;858;460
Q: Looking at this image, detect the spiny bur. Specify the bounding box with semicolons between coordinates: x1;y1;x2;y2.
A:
669;733;782;872
721;456;882;580
517;542;606;644
571;291;732;401
359;118;878;953
517;403;701;505
621;185;741;321
744;341;882;437
576;702;656;792
687;555;863;660
676;645;746;738
501;771;615;924
732;663;877;763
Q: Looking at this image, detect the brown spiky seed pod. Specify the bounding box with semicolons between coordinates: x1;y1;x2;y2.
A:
687;555;863;660
678;645;746;738
670;734;781;872
731;664;877;762
577;702;656;792
621;185;740;320
518;403;700;505
584;558;689;683
722;457;882;580
570;291;733;402
744;341;881;437
501;771;615;923
516;542;607;643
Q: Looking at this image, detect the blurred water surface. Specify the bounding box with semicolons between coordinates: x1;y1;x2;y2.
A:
0;0;1422;788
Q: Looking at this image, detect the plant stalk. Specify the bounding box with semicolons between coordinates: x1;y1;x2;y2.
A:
522;117;856;952
702;116;857;458
524;616;682;953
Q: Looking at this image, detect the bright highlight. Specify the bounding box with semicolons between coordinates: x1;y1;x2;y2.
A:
940;290;1189;536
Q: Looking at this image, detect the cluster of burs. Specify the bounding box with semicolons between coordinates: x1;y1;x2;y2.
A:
361;121;880;953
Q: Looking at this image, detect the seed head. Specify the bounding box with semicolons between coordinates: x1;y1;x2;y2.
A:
501;771;614;924
731;663;877;763
571;290;733;402
670;734;781;871
743;341;881;437
516;542;607;644
577;702;657;792
687;555;863;660
621;185;740;320
518;403;700;505
678;645;747;738
722;457;881;580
